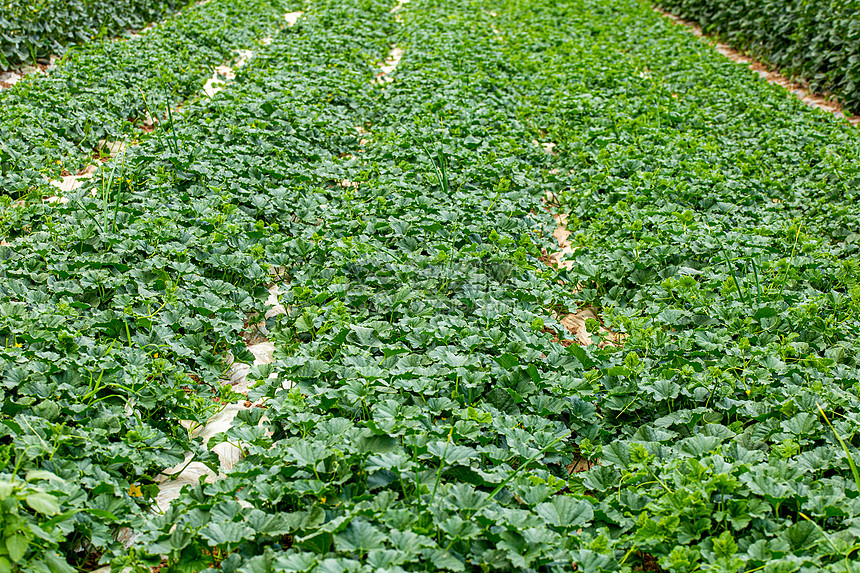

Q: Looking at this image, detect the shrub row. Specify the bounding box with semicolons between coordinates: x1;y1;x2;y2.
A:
653;0;860;113
0;0;192;68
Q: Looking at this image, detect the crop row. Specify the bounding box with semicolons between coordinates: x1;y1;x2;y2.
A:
1;0;859;570
0;0;192;69
653;0;860;114
0;0;298;205
0;0;315;569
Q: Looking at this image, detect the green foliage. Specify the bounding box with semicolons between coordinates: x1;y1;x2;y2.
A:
0;473;74;573
0;0;193;68
0;0;296;199
654;0;860;113
0;0;859;569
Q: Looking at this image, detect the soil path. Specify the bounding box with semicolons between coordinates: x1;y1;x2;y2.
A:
654;7;859;126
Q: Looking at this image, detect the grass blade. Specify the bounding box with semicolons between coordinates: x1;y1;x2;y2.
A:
817;403;860;493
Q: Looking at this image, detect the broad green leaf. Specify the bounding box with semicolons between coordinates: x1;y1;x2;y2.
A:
786;521;820;551
26;492;60;515
422;548;465;572
200;521;254;546
5;535;27;563
348;325;381;347
535;496;593;528
335;520;385;553
45;551;76;573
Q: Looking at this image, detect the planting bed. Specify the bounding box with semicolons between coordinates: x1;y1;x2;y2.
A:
653;0;860;115
0;0;191;70
0;0;859;571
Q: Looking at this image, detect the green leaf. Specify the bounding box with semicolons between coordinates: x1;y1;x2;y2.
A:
200;521;254;546
494;353;519;370
335;520;385;553
426;442;477;465
357;434;398;454
24;471;60;483
170;527;193;550
422;548;465;571
581;466;620;492
295;312;315;333
44;551;76;573
26;492;60;515
5;535;27;563
752;307;777;321
601;442;630;469
658;308;686;325
786;521;820;551
348;325;381;347
535;496;593;528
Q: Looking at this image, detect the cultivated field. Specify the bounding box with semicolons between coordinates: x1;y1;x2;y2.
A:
1;0;859;571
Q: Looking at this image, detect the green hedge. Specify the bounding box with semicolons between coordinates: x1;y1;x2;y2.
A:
653;0;860;113
0;0;191;68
